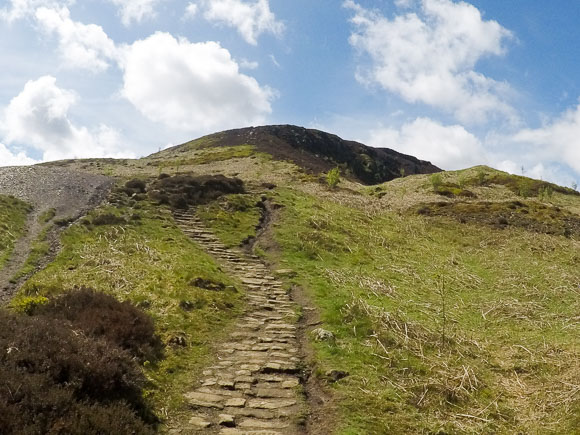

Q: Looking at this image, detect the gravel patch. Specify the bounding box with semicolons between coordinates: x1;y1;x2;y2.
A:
0;165;114;302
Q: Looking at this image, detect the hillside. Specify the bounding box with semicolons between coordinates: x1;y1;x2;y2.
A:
149;125;441;184
0;126;579;434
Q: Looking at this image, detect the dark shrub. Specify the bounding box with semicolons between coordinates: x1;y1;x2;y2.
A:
92;213;126;226
0;311;155;434
33;288;163;363
125;179;147;193
148;174;244;208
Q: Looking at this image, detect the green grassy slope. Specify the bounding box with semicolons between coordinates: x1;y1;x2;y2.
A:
0;195;31;270
14;192;246;427
27;147;580;433
263;180;579;434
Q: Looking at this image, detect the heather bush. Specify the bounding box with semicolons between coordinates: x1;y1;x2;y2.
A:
0;310;156;434
148;174;244;208
32;288;163;363
91;213;127;226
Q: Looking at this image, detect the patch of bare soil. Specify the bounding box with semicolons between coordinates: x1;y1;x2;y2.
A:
251;199;339;435
0;165;113;302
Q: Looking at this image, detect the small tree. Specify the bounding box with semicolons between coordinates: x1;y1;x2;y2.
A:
326;167;341;189
399;168;406;178
573;181;578;191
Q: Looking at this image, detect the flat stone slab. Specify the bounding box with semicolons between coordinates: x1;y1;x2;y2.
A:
189;416;212;428
247;399;297;409
255;388;296;398
224;397;247;407
238;418;290;429
185;391;224;403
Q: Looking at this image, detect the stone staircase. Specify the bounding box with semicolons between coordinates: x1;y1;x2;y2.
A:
171;209;305;434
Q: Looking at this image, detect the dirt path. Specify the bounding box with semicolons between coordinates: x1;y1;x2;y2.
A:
0;165;113;302
169;209;307;434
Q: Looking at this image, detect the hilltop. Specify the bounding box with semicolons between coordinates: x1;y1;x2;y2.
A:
0;125;579;434
153;125;441;184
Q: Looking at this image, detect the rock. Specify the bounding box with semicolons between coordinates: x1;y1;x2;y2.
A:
281;379;300;389
225;398;247;407
311;328;335;342
238;418;290;429
185;391;224;403
219;414;236;427
168;334;188;347
255;388;295;398
189;416;211;428
325;369;349;383
274;269;296;278
247;399;297;409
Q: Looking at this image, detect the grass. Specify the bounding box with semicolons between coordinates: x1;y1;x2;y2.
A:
15;195;246;428
147;145;259;168
263;186;579;434
10;225;51;283
197;193;264;247
0;195;31;270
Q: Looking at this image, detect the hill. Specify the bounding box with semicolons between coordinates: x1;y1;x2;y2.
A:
151;125;441;184
0;126;579;434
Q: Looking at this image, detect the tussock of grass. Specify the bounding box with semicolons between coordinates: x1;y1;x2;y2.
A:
270;187;579;434
17;197;245;426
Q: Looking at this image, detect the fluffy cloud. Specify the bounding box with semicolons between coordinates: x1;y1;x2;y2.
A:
1;76;129;161
512;102;580;174
119;32;275;131
0;143;38;166
35;7;118;71
369;117;486;169
109;0;162;26
344;0;516;124
197;0;284;45
0;0;71;22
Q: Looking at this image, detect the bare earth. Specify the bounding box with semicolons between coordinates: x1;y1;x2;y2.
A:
0;165;113;302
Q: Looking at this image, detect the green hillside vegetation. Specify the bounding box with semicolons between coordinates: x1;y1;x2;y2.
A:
0;195;31;270
13;189;246;427
4;128;579;433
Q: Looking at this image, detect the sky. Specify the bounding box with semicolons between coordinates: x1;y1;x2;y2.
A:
0;0;579;187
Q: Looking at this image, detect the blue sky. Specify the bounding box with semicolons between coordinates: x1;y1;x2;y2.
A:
0;0;579;187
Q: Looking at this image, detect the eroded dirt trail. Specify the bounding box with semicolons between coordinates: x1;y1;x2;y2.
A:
0;166;113;302
171;209;307;434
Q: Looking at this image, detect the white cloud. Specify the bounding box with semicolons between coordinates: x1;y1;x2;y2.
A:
118;32;275;131
198;0;284;45
0;0;72;22
1;76;130;161
0;143;38;166
369;117;486;169
184;2;198;19
511;102;580;174
35;7;118;71
239;58;259;70
344;0;516;124
109;0;162;26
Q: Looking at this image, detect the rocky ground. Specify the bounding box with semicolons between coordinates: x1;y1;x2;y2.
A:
0;165;113;301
